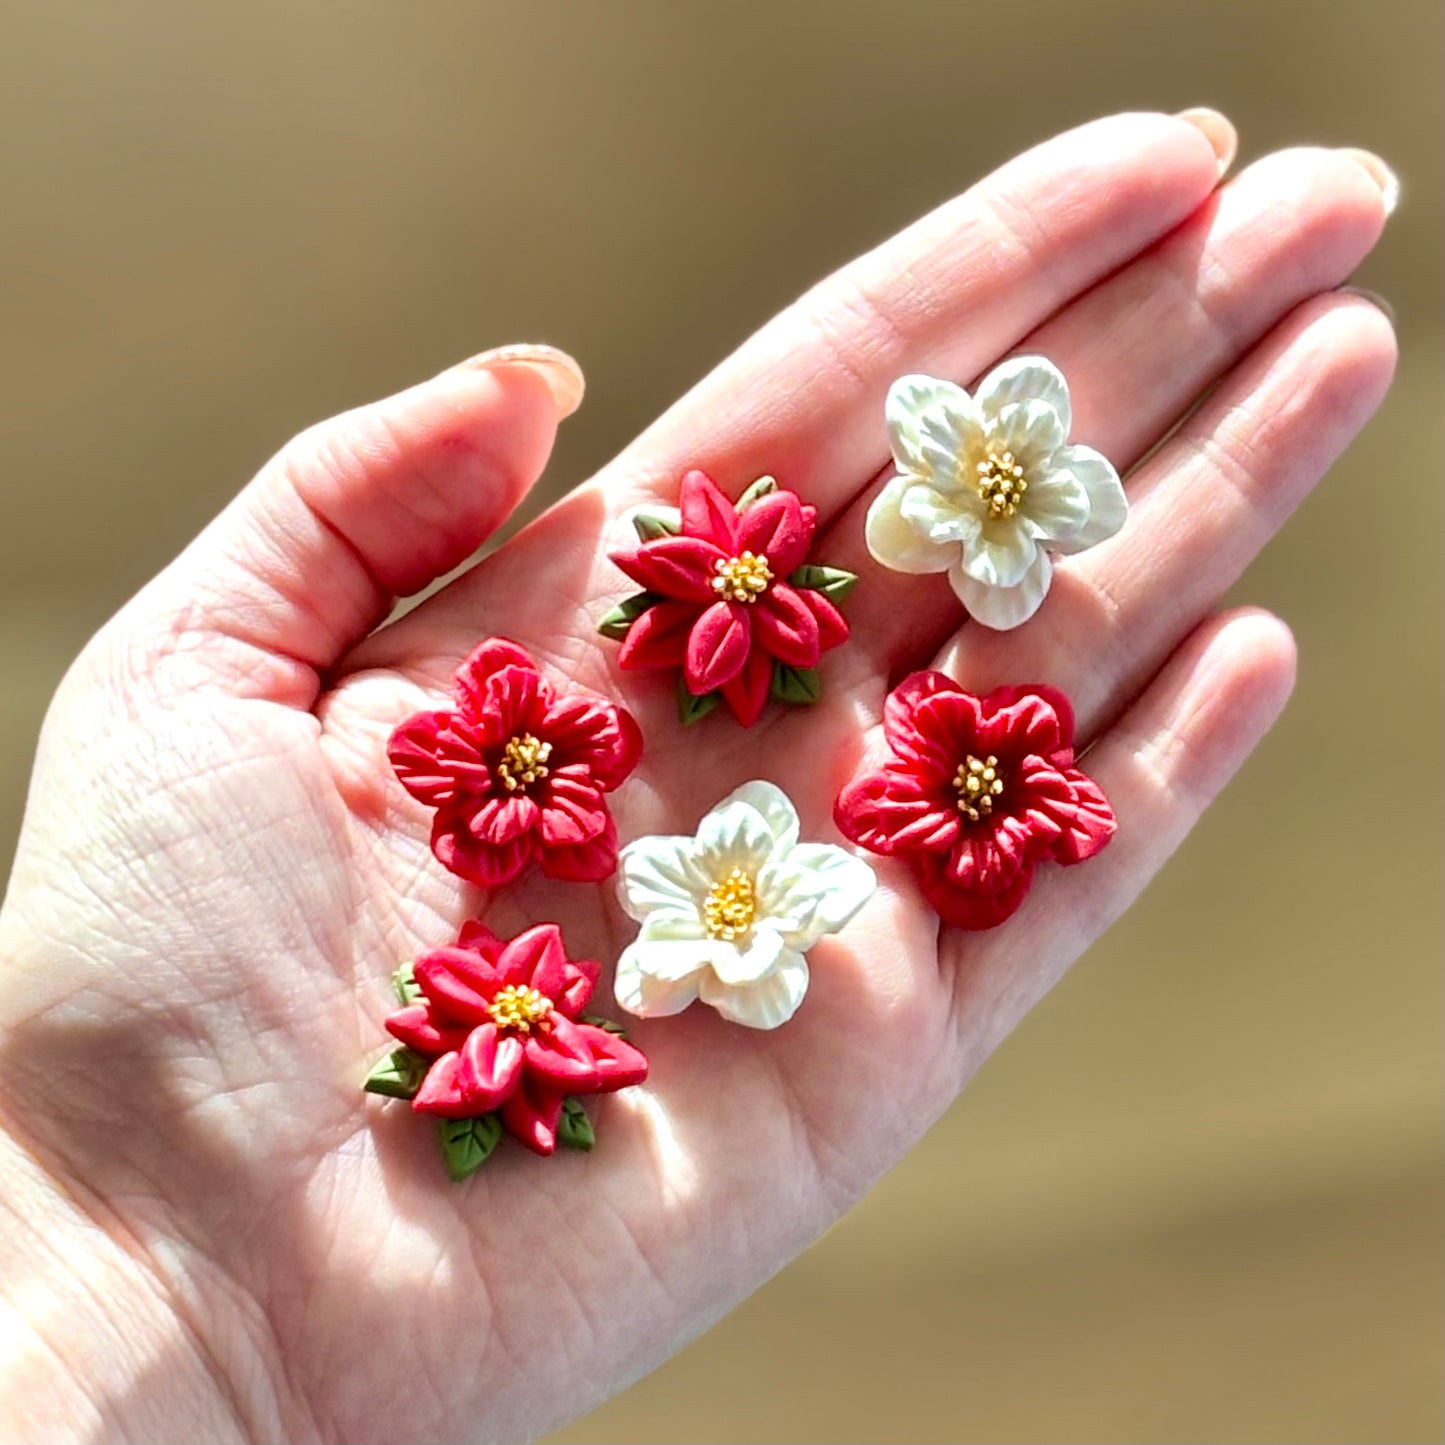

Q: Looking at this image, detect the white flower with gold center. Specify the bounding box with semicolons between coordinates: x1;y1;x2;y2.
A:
866;357;1127;630
613;781;876;1029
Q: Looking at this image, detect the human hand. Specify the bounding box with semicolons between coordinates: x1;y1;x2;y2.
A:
0;112;1395;1443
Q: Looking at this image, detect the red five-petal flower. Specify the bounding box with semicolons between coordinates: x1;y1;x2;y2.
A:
388;639;642;888
834;675;1115;929
387;921;646;1155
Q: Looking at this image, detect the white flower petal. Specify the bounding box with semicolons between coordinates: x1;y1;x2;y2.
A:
1023;467;1091;544
698;949;810;1030
958;518;1040;589
638;908;708;942
631;934;719;981
616;837;708;921
717;780;800;854
886;374;977;475
949;547;1052;630
1050;444;1128;552
866;475;953;574
761;844;877;950
900;482;984;546
988;400;1066;468
614;945;704;1018
974;355;1072;435
710;925;785;986
696;797;776;873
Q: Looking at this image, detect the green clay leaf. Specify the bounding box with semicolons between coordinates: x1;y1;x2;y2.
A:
677;679;721;726
558;1097;596;1152
363;1048;426;1100
631;511;681;542
580;1013;630;1038
392;963;422;1006
597;591;661;640
438;1114;503;1181
770;663;822;706
735;475;778;511
787;564;859;602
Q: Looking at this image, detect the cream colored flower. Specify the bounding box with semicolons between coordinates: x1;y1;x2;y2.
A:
866;358;1126;629
613;781;876;1030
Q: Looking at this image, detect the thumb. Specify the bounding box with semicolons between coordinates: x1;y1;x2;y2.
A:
102;344;582;706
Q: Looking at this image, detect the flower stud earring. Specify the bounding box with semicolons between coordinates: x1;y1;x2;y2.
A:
866;358;1126;629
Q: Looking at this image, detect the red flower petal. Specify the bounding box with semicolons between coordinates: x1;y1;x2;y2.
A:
719;647;773;727
580;1025;649;1091
539;814;619;882
685;600;752;692
478;664;548;746
834;767;960;855
977;684;1072;763
610;537;728;602
539;773;608;846
455;1024;525;1113
679;469;740;550
499;1074;565;1155
388;711;486;806
522;1015;603;1091
452;638;536;710
497;922;568;994
411;1052;473;1117
432;822;535;887
798;586;850;651
882;672;972;773
542;695;642;791
737;490;813;575
616;600;698;672
415;946;500;1021
456;919;505;960
556;955;600;1016
467;792;539;846
915;853;1037;931
752;583;821;668
384;1003;471;1058
1043;769;1116;863
941;816;1032;894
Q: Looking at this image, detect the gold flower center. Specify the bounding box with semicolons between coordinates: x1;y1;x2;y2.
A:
488;984;553;1033
704;868;757;941
496;733;552;793
712;551;773;603
976;450;1029;519
954;754;1004;822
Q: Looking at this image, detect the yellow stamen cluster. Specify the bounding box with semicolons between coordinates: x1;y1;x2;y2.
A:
488;984;553;1033
954;754;1004;822
496;733;552;793
976;450;1029;519
712;551;772;603
704;867;757;941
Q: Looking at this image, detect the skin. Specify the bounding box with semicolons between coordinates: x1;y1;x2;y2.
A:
0;112;1396;1443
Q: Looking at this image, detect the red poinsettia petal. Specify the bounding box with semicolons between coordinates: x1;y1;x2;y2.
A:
719;646;773;727
415;946;499;1021
915;852;1037;931
977;684;1073;763
736;490;813;575
499;1073;565;1155
455;1025;525;1113
432;820;535;887
610;537;728;603
578;1024;649;1092
411;1052;474;1117
388;711;488;805
679;469;740;550
616;599;698;672
798;586;850;651
539;813;619;882
556;955;601;1016
497;922;568;994
685;600;751;692
467;792;539;846
752;583;821;668
542;696;642;791
456;919;505;960
384;1003;471;1058
521;1015;603;1091
1040;768;1117;863
834;767;960;855
539;773;608;846
453;639;536;711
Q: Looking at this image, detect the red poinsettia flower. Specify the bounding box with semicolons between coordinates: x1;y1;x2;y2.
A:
834;674;1115;929
609;470;851;725
388;639;642;887
387;920;649;1154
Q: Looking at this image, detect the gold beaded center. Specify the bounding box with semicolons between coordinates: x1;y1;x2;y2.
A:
954;754;1004;822
704;868;757;941
976;450;1029;519
496;733;552;793
488;984;553;1033
712;551;773;604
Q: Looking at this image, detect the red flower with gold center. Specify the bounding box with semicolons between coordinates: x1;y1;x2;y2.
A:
388;639;642;887
834;674;1115;929
600;471;856;726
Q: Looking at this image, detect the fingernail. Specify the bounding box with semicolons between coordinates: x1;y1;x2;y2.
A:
462;343;586;418
1336;285;1396;324
1337;148;1400;216
1175;107;1238;177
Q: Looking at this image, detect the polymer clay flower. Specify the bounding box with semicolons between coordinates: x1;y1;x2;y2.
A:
600;471;856;726
834;674;1115;929
366;919;648;1174
614;780;876;1029
388;638;642;887
866;358;1126;629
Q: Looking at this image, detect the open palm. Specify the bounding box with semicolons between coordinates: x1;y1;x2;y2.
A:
0;113;1394;1443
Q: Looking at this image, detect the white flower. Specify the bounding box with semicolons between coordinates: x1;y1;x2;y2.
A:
613;781;876;1030
865;357;1127;630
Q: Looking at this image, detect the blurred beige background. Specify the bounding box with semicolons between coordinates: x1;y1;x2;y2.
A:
2;3;1440;1441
